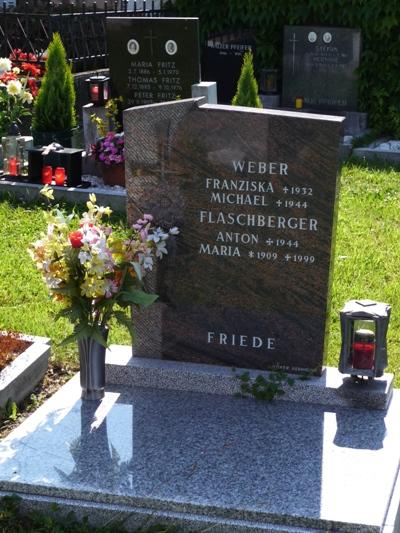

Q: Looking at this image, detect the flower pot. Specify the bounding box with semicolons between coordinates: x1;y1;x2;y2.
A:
101;162;125;187
78;328;109;401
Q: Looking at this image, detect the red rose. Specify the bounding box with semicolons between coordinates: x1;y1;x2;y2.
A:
69;230;83;248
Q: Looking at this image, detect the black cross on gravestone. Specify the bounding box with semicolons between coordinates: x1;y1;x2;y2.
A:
289;33;298;75
145;30;158;56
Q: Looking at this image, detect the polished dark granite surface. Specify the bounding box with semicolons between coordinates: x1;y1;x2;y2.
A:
125;100;343;372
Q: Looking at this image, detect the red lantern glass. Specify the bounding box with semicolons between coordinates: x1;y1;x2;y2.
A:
352;329;375;370
54;167;66;186
8;157;18;176
90;84;100;103
41;165;53;185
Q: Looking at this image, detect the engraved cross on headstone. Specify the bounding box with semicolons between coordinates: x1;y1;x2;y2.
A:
145;30;158;56
289;33;298;75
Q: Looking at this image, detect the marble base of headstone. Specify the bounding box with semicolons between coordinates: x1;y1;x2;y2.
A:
191;82;217;104
260;94;280;109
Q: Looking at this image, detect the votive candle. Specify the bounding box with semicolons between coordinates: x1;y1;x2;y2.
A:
41;165;53;185
8;157;18;176
54;167;66;186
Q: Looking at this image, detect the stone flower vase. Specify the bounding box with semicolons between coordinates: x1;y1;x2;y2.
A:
78;328;109;401
101;162;125;187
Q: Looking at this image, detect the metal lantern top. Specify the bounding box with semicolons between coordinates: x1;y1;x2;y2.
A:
340;299;391;320
339;299;391;379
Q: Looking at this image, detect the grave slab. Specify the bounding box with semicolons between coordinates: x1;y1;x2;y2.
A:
1;368;400;532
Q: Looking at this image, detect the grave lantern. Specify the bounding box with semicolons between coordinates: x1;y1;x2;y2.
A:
339;300;391;380
85;75;109;106
259;68;278;95
2;122;21;176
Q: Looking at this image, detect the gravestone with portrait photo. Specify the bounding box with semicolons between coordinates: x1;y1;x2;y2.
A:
106;17;200;109
282;25;361;112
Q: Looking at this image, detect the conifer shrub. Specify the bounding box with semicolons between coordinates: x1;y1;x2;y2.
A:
231;51;262;108
32;33;76;133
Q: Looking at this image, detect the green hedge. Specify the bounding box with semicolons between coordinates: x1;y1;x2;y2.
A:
174;0;400;137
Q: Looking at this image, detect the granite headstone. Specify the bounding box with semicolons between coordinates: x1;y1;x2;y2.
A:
282;25;361;112
201;32;255;104
125;99;343;374
107;17;200;109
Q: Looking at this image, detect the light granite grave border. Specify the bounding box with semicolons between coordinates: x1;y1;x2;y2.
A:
0;179;126;212
105;345;393;410
0;333;50;409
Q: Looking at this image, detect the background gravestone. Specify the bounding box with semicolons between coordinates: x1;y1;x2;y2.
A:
282;25;361;112
107;17;200;109
201;31;255;104
125;99;343;374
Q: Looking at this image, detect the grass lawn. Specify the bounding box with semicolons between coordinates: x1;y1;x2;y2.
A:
327;159;400;383
0;159;399;384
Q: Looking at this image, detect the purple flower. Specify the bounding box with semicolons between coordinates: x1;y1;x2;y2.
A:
93;130;124;165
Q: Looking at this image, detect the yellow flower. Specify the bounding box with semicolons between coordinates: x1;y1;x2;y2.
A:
80;276;107;298
40;185;54;200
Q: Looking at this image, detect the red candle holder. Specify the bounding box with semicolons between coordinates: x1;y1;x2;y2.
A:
8;157;18;176
41;165;53;185
90;84;100;102
352;329;375;370
54;167;66;186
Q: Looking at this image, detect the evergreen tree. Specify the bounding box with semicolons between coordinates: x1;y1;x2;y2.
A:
32;32;76;132
231;51;262;108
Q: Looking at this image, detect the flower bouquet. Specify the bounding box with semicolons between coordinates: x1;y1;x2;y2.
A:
29;187;178;399
0;56;40;137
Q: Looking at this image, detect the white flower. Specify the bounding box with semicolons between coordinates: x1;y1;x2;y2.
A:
21;91;33;104
7;79;22;96
12;66;20;75
44;275;62;288
169;226;179;235
155;240;168;258
143;256;154;270
139;250;154;270
148;227;168;243
0;57;11;73
78;250;91;265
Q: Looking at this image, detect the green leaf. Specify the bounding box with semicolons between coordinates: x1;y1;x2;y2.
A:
119;289;158;308
131;261;143;281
